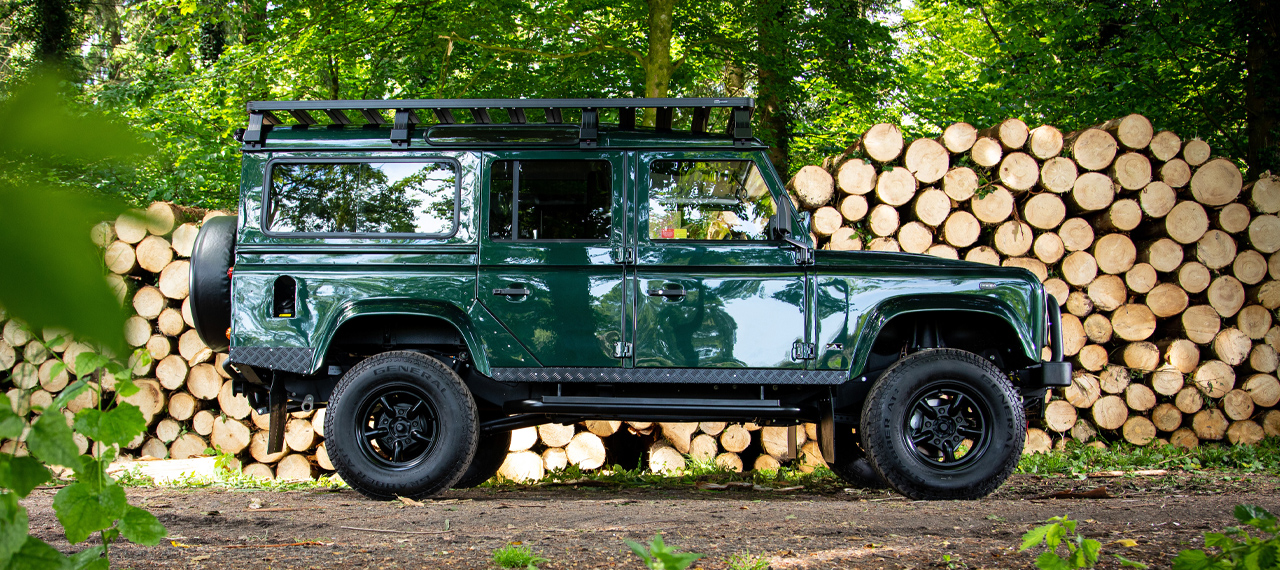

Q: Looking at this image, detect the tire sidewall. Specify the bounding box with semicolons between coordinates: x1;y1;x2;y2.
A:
862;349;1024;498
326;352;477;499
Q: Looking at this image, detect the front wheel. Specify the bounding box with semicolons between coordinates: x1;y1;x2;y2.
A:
860;348;1024;500
325;351;478;500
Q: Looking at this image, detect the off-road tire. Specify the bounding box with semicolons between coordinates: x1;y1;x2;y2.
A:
860;348;1024;500
325;351;478;500
452;430;511;488
830;425;887;489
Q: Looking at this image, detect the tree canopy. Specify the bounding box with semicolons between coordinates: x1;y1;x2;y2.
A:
0;0;1273;209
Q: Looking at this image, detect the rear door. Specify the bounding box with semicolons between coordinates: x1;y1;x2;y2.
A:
478;151;627;367
630;151;808;369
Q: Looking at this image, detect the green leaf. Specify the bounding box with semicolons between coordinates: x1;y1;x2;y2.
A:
26;411;83;469
0;455;51;498
1171;549;1215;570
73;404;146;448
1234;505;1277;529
653;551;703;570
5;536;69;570
52;481;128;544
118;506;166;546
0;394;26;440
626;540;652;564
1081;538;1102;566
1021;523;1052;551
113;376;140;399
50;380;90;411
73;353;110;378
0;494;31;569
0;183;127;353
68;546;107;570
1034;550;1071;570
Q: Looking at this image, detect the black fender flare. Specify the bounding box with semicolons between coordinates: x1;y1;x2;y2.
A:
189;216;237;352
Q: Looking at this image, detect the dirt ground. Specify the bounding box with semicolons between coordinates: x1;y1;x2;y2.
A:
19;472;1280;570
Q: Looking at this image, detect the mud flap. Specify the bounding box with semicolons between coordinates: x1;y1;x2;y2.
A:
267;379;288;454
818;395;836;464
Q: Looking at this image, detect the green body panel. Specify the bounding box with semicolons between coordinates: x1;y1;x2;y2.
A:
477;150;628;367
226;127;1046;381
811;250;1046;376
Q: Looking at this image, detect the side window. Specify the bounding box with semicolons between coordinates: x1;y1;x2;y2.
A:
488;160;612;240
267;161;457;235
648;160;776;241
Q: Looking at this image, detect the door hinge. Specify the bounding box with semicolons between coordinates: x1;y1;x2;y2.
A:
611;247;634;264
791;341;816;360
613;342;633;359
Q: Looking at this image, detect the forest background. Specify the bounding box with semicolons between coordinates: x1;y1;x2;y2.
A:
0;0;1276;211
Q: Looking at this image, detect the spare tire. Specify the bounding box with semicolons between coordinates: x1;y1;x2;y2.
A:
189;216;237;352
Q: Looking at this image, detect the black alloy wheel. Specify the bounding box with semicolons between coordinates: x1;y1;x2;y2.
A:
860;348;1024;500
353;384;440;469
326;351;478;500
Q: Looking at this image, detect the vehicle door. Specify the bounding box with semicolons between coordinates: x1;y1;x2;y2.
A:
630;151;808;369
479;151;627;367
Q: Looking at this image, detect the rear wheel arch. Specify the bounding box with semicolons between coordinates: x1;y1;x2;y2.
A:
316;308;491;376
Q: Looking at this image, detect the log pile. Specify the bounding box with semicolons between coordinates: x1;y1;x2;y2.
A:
799;115;1280;452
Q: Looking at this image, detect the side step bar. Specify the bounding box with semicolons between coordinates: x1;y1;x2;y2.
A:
483;396;804;433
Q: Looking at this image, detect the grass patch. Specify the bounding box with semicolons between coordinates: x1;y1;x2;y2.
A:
112;463;348;492
1016;437;1280;477
491;544;547;569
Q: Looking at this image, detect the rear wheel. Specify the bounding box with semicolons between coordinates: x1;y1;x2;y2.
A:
325;351;478;500
860;348;1024;500
452;430;511;488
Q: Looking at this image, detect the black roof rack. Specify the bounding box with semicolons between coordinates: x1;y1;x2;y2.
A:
242;97;755;149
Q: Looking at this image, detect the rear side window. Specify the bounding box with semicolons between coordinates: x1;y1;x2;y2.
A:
648;160;775;240
488;160;612;240
267;161;458;236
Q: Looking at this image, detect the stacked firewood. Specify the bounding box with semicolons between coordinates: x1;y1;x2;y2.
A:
493;420;826;482
788;115;1280;452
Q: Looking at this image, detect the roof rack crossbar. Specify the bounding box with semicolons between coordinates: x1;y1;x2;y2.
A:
433;109;455;124
655;108;673;131
359;109;385;125
545;108;562;123
470;108;491;124
507;108;527;124
619;108;636;130
323;109;352;125
288;110;318;126
691;107;710;134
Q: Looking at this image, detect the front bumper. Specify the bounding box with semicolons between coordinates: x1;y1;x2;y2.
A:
1016;299;1071;399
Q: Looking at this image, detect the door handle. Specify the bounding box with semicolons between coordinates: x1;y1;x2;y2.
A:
647;285;687;299
493;287;530;297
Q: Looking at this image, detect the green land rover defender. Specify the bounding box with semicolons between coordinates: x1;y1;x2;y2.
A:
188;98;1069;501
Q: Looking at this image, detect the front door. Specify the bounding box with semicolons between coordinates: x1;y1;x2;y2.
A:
630;151;808;369
479;152;627;367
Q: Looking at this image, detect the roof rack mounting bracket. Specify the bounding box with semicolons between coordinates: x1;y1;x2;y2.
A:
545;108;563;124
243;112;266;148
390;109;417;148
433;109;456;124
507;108;527;124
655;108;673;132
619;108;636;130
731;107;753;148
580;108;599;148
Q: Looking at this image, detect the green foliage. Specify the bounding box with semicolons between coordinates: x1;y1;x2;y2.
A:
491;544;548;570
0;74;142;351
1172;505;1280;570
726;551;771;570
1017;438;1280;477
0;70;163;569
1020;515;1104;569
626;534;703;570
